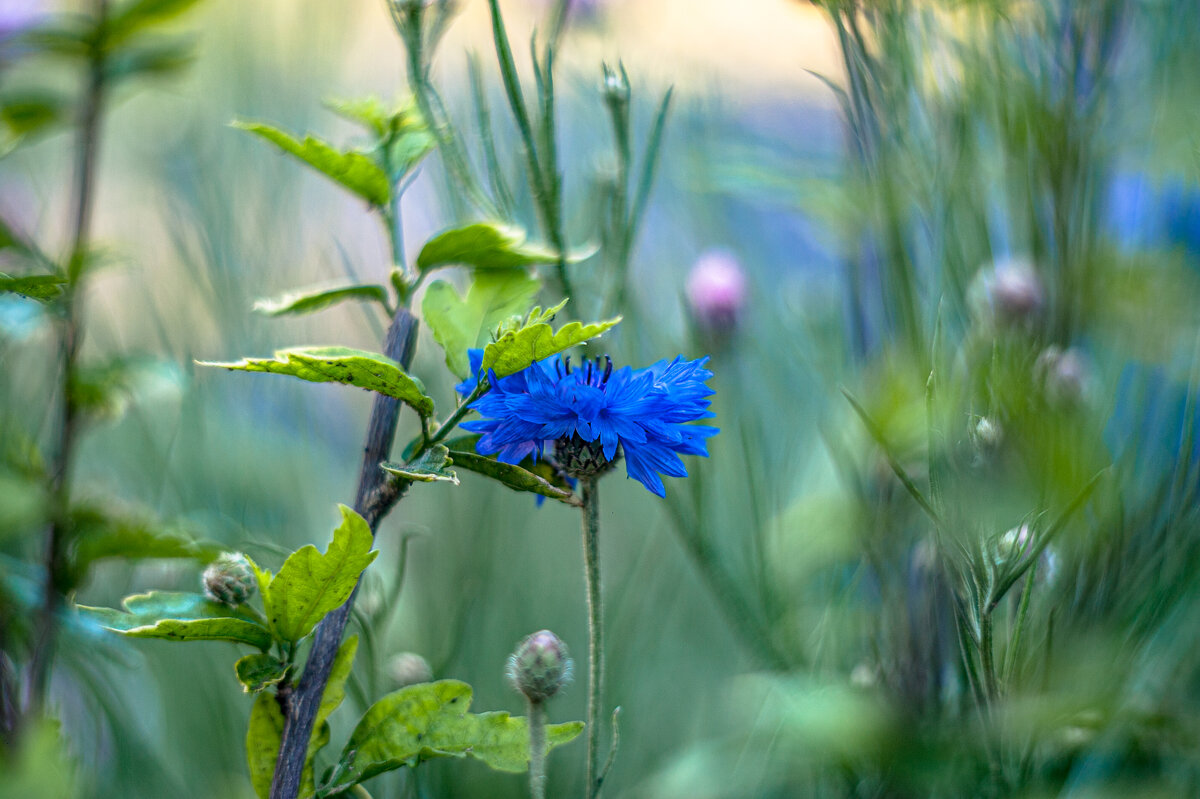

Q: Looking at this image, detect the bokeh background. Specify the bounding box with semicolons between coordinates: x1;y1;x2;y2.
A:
4;0;1200;797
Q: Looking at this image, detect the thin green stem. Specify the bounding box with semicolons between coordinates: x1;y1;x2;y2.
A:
1003;566;1037;684
580;478;604;799
395;3;495;218
427;381;487;448
24;0;109;721
980;610;998;702
527;699;547;799
484;0;575;305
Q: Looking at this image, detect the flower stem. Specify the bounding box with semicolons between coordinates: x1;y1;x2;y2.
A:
580;478;605;799
527;698;548;799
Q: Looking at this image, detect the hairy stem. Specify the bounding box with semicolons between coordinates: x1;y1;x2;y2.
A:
269;305;419;799
528;699;547;799
580;478;604;799
23;0;109;720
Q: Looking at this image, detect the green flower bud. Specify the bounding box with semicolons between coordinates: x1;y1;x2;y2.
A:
202;553;255;607
507;630;573;704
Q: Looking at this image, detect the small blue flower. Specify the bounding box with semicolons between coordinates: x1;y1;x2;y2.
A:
459;349;718;497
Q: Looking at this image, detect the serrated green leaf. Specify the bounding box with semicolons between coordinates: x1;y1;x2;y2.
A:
449;451;580;507
0;273;66;302
481;316;621;378
200;346;435;417
422;272;539;379
416;222;591;272
253;284;390;317
233;121;390;207
381;445;459;484
67;502;221;584
235;654;287;693
264;505;377;643
466;714;585;772
79;591;273;649
246;692;286;799
337;680;583;785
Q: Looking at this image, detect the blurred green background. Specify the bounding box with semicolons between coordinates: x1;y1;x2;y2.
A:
5;0;1200;797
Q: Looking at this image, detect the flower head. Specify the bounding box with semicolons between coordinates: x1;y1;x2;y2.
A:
460;350;718;497
686;249;746;333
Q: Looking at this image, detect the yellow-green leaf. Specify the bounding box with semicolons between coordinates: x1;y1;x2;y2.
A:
0;272;66;302
481;317;621;378
421;271;539;379
79;591;272;650
337;680;583;784
264;505;377;643
235;654;287;693
246;692;287;799
233;121;390;207
199;346;435;418
417;222;592;272
253;284;390;317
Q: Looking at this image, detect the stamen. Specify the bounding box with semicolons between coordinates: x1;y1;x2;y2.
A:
602;355;613;385
564;356;572;375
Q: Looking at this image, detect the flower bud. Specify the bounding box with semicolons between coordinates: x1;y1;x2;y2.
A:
601;63;630;108
388;652;433;688
202;553;256;607
686;249;746;334
971;416;1003;462
968;258;1044;330
1035;345;1089;407
507;630;573;703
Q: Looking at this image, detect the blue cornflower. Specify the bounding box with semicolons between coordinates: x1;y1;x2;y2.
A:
457;349;718;497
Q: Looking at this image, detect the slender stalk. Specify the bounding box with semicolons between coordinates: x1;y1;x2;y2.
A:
484;0;575;305
23;0;109;720
580;478;604;799
270;305;418;799
527;699;548;799
270;192;421;798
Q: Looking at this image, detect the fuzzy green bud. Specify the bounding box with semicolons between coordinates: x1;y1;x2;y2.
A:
507;630;573;704
202;553;255;607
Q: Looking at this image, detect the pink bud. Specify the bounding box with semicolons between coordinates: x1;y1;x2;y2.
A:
686;250;746;332
968;258;1044;330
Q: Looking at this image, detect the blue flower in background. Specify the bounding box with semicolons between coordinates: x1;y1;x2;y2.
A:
458;349;718;497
